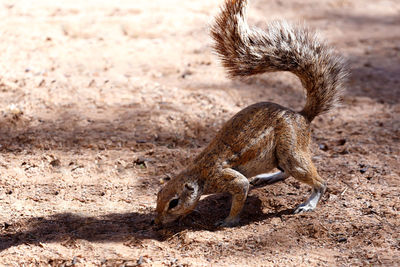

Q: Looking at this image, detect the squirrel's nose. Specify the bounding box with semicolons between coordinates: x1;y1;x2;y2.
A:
152;215;163;228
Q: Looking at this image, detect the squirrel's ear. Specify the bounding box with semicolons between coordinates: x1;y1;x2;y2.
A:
184;182;198;193
185;183;194;191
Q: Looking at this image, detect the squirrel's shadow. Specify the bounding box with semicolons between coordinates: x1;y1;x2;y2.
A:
0;212;157;252
183;193;293;231
0;194;292;251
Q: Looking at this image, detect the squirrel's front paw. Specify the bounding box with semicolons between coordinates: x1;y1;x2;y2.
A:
215;216;240;228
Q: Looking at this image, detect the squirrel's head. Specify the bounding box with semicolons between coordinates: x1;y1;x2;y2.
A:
154;173;202;227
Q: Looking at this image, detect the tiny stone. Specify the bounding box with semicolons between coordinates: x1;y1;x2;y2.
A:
337;139;346;146
364;62;372;67
3;222;11;229
270;217;281;226
319;143;328;151
137;256;143;265
50;159;61;167
181;69;193;78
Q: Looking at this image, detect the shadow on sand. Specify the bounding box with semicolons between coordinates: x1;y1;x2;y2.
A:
0;193;294;252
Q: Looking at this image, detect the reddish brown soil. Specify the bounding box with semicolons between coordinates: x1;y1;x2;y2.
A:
0;0;399;266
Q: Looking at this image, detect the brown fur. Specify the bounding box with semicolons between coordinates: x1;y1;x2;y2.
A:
211;0;347;122
154;0;347;227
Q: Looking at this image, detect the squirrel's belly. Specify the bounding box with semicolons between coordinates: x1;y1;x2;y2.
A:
228;127;277;178
235;148;277;178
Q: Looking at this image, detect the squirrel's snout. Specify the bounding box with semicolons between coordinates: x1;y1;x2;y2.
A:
152;215;164;228
152;213;181;228
151;218;163;230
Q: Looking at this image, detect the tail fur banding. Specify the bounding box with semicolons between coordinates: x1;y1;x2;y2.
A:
211;0;348;121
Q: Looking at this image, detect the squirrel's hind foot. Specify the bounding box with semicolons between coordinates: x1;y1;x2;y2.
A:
250;171;289;188
293;185;326;214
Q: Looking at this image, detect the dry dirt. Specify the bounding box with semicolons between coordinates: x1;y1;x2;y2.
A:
0;0;399;266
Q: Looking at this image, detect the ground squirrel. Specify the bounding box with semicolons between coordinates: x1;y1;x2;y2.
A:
154;0;347;227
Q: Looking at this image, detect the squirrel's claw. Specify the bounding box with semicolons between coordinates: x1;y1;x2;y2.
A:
293;203;316;214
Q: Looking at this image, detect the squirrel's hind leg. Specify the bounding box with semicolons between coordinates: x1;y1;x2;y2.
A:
277;146;326;213
288;158;325;213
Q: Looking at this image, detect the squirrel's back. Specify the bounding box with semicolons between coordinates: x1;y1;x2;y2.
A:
211;0;348;122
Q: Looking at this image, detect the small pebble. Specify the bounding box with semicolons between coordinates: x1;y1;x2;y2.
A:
137;256;143;265
3;222;11;229
181;69;193;78
319;144;328;151
337;139;346;146
50;159;61;167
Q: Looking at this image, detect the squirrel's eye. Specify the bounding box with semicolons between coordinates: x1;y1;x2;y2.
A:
168;198;179;210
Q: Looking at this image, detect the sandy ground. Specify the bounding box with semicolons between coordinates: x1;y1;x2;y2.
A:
0;0;399;266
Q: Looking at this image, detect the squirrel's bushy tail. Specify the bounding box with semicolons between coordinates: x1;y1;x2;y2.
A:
211;0;347;121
